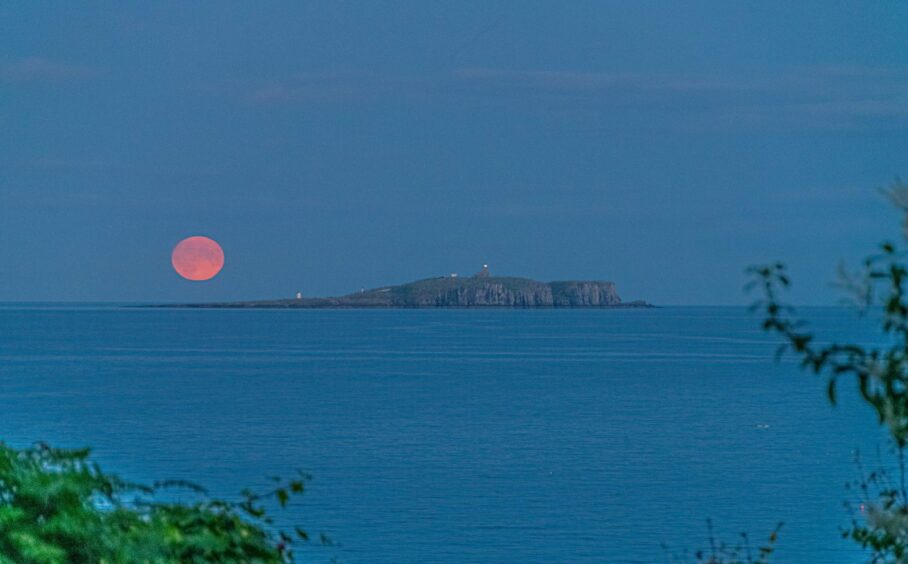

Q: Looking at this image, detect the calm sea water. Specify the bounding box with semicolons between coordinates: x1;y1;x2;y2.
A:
0;305;890;562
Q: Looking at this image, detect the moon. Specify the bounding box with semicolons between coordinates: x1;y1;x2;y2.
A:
171;236;224;281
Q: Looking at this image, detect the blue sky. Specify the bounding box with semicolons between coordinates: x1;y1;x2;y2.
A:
2;2;907;304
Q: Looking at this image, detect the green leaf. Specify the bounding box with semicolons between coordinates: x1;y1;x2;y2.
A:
276;488;289;507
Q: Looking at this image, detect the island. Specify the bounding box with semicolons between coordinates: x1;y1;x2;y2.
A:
163;265;652;309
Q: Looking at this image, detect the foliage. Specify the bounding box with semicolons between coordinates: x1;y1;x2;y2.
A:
664;520;783;564
747;178;908;561
0;441;321;563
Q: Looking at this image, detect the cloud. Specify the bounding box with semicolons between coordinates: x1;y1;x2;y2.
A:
450;67;767;95
0;157;112;172
241;65;908;131
709;67;908;130
451;68;635;89
249;83;358;103
0;57;100;83
453;66;908;130
245;72;416;105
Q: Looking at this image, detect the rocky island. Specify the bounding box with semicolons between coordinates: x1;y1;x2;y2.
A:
166;265;651;309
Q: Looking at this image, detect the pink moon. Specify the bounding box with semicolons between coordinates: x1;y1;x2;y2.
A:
171;236;225;281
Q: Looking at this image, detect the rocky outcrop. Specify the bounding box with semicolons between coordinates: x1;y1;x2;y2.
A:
549;281;621;306
381;277;624;307
425;281;552;307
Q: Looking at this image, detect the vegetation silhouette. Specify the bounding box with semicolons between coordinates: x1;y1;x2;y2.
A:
663;519;782;563
674;178;908;562
745;178;908;561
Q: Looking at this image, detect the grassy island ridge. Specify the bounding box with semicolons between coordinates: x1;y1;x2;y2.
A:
161;273;652;309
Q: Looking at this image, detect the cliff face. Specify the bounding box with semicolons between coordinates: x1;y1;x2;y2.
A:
549;281;621;306
402;280;554;307
377;277;622;307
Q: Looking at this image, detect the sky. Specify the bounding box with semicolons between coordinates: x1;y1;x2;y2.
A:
2;1;907;305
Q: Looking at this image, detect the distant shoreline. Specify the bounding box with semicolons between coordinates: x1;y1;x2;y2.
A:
145;272;654;309
144;302;656;309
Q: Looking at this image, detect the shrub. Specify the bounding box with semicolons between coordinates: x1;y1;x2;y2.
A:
0;442;319;563
748;178;908;560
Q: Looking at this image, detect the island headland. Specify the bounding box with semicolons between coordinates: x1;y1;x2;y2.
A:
162;265;652;309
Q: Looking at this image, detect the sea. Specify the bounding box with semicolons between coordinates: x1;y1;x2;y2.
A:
0;305;892;562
